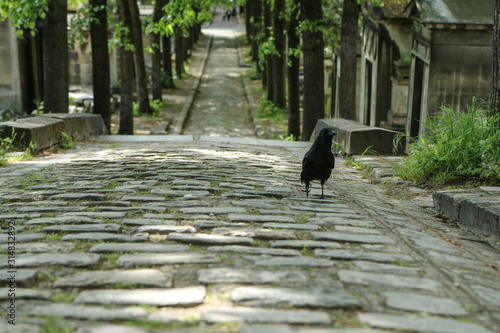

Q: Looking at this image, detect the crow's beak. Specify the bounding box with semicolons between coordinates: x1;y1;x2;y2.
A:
328;130;337;137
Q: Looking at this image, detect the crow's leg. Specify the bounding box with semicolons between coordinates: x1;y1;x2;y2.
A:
320;180;325;199
302;181;310;197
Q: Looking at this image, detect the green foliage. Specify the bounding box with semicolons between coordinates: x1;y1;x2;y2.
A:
0;0;48;37
133;99;164;117
0;128;16;167
394;98;500;184
162;71;176;88
60;132;76;150
147;0;212;38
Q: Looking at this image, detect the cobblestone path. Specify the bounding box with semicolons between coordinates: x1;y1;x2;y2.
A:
1;137;499;332
182;9;256;138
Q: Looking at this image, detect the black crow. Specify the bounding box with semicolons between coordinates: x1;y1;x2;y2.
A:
301;127;336;199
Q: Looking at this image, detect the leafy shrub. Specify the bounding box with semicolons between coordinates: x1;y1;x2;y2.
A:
133;99;163;118
394;98;500;184
61;132;76;150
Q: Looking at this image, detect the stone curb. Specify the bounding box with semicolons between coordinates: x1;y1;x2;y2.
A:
433;188;500;247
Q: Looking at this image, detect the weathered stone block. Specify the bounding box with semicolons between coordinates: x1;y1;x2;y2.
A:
312;118;404;155
0;116;64;150
37;113;106;140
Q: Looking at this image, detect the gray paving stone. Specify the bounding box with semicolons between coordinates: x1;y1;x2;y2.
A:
54;269;172;288
61;211;126;219
227;214;295;223
240;326;385;333
194;220;248;229
232;287;360;309
62;232;148;242
316;250;415;264
231;200;280;209
137;225;196;234
289;205;352;213
0;233;45;244
89;242;189;253
198;268;308;285
334;226;383;234
151;189;210;198
248;256;335;268
24;216;103;225
211;228;296;240
312;232;395;244
74;325;150;333
0;288;51;300
27;302;148;321
270;240;342;249
201;306;332;325
167;233;255;246
262;223;320;231
122;218;177;226
207;245;301;256
17;206;87;213
0;241;76;254
43;223;122;234
0;253;100;268
353;261;422;275
48;193;107;201
471;285;500;306
117;252;220;268
338;270;443;292
358;312;492;333
75;286;206;306
180;207;247;214
0;322;40;333
120;195;166;202
382;291;467;316
0;269;37;287
81;201;131;207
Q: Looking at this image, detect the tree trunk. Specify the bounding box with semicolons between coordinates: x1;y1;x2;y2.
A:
129;0;151;115
262;0;271;88
250;0;261;62
491;0;500;117
117;0;134;135
42;0;68;114
300;0;324;141
162;33;174;87
175;29;185;77
90;0;111;133
273;0;286;109
338;0;359;121
151;0;163;101
287;0;300;138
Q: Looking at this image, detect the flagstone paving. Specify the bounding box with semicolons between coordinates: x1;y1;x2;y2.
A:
1;138;499;333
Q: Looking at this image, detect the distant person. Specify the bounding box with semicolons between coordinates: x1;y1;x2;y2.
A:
226;10;231;21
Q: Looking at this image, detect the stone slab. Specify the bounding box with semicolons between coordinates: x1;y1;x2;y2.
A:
207;245;300;256
75;286;206;306
0;253;100;268
62;232;148;242
89;243;189;253
37;113;106;138
262;223;320;231
211;228;296;240
312;232;394;244
270;240;342;249
201;306;331;325
358;312;492;333
338;270;443;292
231;287;360;309
198;268;308;285
137;225;196;234
382;291;467;316
54;269;172;288
0;269;37;287
43;223;122;234
315;249;415;263
227;214;295;223
167;233;255;246
0;241;76;254
27;302;148;321
248;256;335;268
117;253;220;268
0;233;45;244
180;207;246;214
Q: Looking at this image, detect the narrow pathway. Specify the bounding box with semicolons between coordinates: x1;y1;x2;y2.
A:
182;8;256;138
